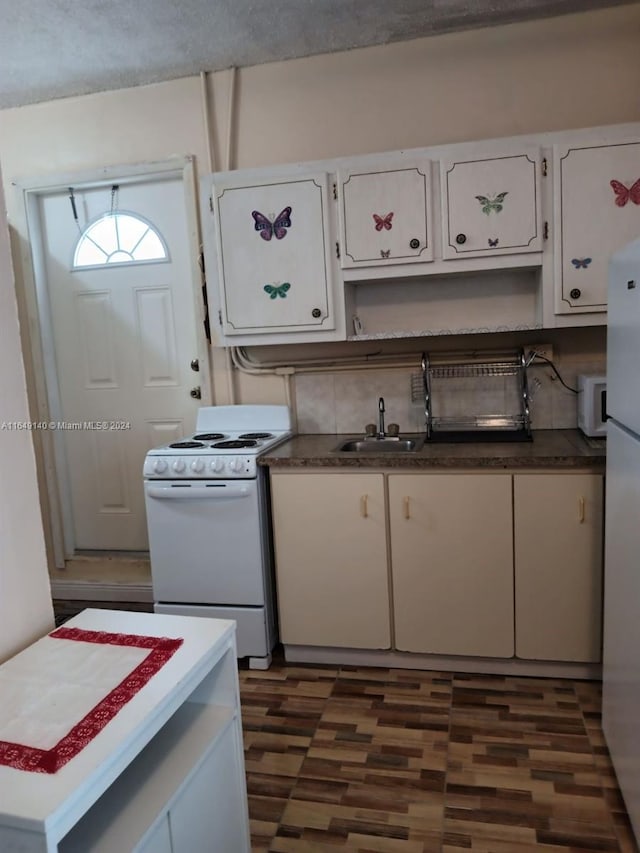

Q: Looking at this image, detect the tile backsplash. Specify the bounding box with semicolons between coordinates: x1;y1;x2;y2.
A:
293;353;606;434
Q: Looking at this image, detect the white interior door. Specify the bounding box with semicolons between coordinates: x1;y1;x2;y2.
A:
36;173;204;552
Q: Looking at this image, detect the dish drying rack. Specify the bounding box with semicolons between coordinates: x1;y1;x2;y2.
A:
411;348;532;442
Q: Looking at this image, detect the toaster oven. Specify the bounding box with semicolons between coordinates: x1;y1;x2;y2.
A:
577;374;607;437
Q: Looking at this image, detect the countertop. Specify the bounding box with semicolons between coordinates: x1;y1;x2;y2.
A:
258;429;606;470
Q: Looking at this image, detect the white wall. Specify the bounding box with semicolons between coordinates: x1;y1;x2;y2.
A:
0;170;53;660
229;4;640;167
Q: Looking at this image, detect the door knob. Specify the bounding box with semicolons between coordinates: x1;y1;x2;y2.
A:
190;358;200;372
190;387;202;399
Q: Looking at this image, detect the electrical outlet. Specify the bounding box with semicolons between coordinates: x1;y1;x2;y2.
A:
528;343;553;363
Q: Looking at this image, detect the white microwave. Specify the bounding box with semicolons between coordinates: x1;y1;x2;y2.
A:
577;374;607;437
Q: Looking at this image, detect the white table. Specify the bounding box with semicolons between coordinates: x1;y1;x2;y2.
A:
0;609;251;852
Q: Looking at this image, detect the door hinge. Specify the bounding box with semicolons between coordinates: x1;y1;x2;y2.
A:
543;221;549;240
332;182;337;200
542;158;548;177
218;309;222;326
335;241;340;259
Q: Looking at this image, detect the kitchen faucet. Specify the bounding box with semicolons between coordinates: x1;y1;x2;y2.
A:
378;397;386;438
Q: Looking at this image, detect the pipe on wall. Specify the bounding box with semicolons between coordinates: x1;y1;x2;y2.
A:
199;71;215;174
199;68;237;404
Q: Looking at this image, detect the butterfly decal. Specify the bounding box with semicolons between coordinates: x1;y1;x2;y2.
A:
380;249;391;258
488;238;499;247
475;192;508;215
251;206;292;241
610;179;640;207
571;258;592;269
263;282;291;299
373;212;394;231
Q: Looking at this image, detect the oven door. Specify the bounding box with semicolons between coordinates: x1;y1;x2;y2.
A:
144;479;268;605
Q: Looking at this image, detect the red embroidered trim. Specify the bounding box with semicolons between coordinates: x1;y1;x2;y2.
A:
0;628;183;774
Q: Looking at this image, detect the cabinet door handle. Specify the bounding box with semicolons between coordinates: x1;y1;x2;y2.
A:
361;494;368;518
404;496;411;520
578;496;585;523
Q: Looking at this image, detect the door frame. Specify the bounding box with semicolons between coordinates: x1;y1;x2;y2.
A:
18;157;211;566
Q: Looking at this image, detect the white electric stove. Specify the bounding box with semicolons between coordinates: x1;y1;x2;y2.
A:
143;405;292;669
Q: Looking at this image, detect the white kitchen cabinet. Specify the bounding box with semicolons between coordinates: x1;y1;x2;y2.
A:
388;473;514;657
0;609;250;853
553;139;640;314
269;466;604;666
337;161;433;268
204;170;342;343
198;123;640;344
440;149;543;259
269;472;390;649
514;473;604;662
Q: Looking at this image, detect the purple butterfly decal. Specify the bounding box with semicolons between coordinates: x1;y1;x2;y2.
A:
251;206;292;241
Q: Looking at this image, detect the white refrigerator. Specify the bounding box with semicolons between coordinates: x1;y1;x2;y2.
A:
602;235;640;843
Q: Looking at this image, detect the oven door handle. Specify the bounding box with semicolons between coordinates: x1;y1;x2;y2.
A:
146;484;251;499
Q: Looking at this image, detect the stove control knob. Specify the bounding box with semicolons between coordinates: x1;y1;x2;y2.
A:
210;458;225;473
229;456;244;473
153;459;168;474
172;459;186;473
190;458;204;473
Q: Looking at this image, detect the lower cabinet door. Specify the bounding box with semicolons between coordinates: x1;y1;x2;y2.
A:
389;473;514;657
270;472;390;648
514;473;603;662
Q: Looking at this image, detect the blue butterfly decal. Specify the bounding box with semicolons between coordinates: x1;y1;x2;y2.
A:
571;258;592;269
252;207;292;241
488;238;499;247
264;282;291;299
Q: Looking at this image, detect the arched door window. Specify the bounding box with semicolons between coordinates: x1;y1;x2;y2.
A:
72;212;169;269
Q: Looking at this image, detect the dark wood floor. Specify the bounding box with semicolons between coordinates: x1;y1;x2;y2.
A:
53;604;638;851
239;659;639;853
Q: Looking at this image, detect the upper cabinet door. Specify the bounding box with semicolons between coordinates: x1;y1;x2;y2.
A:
337;162;433;268
211;172;336;336
554;140;640;314
441;150;543;259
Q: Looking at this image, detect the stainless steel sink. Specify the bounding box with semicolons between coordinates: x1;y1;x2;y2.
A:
334;436;426;453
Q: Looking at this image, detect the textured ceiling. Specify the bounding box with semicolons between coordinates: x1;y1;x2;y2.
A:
0;0;635;110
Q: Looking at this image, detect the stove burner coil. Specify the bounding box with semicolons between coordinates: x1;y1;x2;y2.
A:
212;439;259;449
169;440;206;449
239;432;273;440
192;432;226;441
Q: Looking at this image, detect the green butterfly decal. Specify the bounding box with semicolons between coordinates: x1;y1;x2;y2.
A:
475;192;508;214
264;282;291;299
